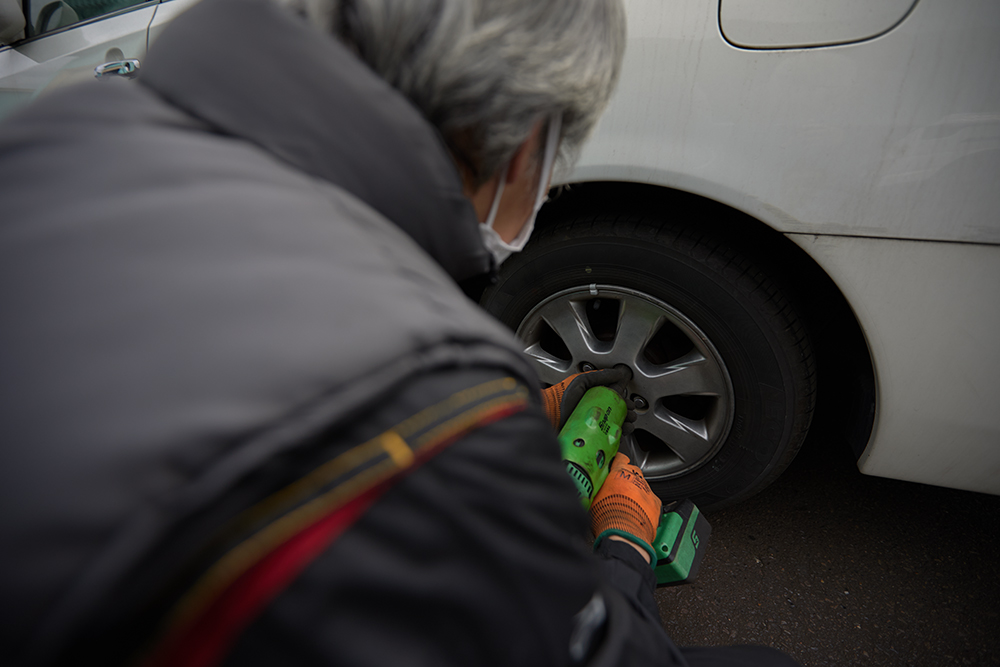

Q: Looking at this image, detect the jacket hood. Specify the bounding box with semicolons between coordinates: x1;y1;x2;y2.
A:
140;0;492;283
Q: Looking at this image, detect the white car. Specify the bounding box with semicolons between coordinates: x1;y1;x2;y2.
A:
3;0;998;509
481;0;1000;507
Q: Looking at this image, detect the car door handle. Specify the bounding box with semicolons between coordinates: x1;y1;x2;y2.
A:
94;59;140;80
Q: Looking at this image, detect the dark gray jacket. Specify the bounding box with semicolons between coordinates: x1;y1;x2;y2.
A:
0;1;681;665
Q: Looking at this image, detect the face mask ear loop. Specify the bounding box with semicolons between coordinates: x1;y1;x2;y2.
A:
482;170;507;229
506;114;562;247
533;114;562;213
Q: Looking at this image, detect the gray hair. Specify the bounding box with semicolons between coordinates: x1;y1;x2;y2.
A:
276;0;626;185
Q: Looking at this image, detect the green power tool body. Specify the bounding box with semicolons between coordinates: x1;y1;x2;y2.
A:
556;370;711;587
560;384;629;505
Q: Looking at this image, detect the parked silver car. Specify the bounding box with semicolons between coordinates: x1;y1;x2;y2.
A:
0;0;193;117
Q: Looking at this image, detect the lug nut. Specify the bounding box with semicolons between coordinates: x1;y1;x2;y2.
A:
632;395;649;410
580;362;597;372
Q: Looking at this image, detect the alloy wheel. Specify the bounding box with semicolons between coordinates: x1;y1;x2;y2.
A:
516;285;735;479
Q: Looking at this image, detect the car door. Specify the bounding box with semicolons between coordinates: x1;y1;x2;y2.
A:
0;0;157;118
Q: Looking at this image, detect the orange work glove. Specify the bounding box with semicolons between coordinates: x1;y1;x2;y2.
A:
540;366;635;431
590;453;661;566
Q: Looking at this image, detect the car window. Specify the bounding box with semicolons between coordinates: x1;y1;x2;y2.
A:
0;0;26;44
23;0;148;40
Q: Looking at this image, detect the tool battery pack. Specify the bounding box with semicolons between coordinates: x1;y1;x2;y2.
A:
653;499;711;587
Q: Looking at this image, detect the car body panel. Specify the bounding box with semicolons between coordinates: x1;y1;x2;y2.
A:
569;0;1000;246
719;0;918;49
789;234;1000;495
0;2;155;117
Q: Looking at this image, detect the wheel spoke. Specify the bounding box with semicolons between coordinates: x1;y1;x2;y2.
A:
635;349;727;397
642;407;712;464
537;298;608;362
610;297;664;365
619;434;651;469
522;342;573;385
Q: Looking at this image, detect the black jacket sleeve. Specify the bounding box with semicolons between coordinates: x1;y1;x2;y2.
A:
224;367;681;667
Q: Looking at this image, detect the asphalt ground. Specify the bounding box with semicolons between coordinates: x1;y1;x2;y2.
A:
654;435;1000;666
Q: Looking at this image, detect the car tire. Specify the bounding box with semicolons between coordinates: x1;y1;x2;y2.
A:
481;213;816;510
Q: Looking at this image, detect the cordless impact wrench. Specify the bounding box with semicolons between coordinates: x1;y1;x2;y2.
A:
557;366;711;586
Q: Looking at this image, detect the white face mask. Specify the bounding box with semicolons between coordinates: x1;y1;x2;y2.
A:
479;115;562;266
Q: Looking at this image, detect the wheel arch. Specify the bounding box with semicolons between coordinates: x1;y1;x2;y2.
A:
535;180;877;462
